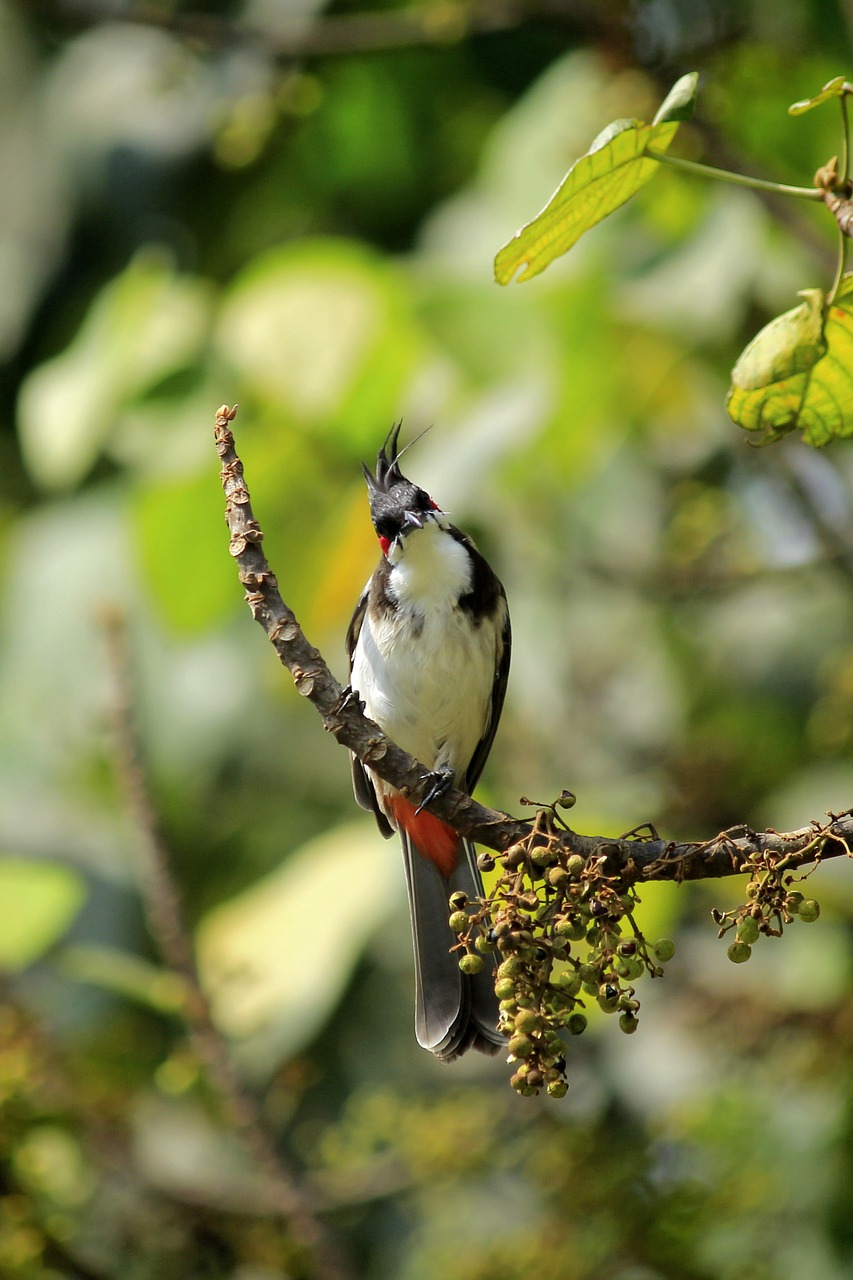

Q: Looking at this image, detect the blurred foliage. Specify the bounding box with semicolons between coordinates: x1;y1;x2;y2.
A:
2;0;853;1277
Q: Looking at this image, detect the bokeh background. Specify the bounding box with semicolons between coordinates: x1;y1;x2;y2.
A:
3;1;853;1277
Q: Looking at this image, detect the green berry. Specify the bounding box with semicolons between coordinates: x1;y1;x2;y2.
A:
799;899;820;923
459;953;484;975
503;843;526;868
474;933;494;954
449;891;468;910
449;910;469;933
567;1013;587;1036
784;891;804;914
736;915;760;944
556;970;582;997
619;1013;639;1035
514;1008;540;1034
495;978;516;1000
567;855;585;878
548;866;570;888
653;938;676;963
597;983;619;1013
508;1034;534;1058
727;940;752;964
477;852;495;873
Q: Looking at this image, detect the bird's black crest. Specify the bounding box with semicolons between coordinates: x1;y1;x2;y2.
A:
361;422;408;494
361;423;435;534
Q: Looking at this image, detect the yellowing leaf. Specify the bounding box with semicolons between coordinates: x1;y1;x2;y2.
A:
494;72;699;285
727;276;853;446
0;857;86;971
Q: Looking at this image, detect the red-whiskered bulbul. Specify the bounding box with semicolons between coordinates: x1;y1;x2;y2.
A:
347;424;510;1060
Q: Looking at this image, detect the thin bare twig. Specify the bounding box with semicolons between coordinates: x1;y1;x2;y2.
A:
25;0;537;57
213;403;853;884
102;606;352;1280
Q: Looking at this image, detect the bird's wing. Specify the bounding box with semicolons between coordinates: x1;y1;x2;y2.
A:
465;589;511;794
346;581;394;838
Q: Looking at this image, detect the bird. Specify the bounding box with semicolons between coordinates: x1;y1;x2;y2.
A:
346;424;511;1060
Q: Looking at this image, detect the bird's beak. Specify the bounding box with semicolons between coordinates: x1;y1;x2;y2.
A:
403;511;424;531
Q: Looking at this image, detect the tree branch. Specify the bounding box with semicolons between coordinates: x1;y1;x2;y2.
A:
214;404;853;886
26;0;546;58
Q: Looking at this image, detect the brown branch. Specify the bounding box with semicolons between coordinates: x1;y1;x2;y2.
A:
214;404;853;885
101;606;353;1280
26;0;539;57
25;0;642;68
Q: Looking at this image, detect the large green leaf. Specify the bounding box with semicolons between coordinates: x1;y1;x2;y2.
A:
494;72;699;285
727;276;853;446
0;857;86;970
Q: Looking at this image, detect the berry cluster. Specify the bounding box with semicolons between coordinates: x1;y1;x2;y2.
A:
449;805;675;1098
712;850;821;963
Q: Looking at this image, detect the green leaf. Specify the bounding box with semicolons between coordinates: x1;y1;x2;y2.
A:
197;821;398;1073
494;72;699;285
18;250;211;491
788;76;851;116
727;276;853;446
0;857;86;971
132;468;238;634
215;239;421;446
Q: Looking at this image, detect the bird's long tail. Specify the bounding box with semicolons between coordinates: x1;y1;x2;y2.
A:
395;803;503;1061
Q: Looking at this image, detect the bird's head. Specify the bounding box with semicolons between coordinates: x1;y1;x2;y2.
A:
362;424;445;559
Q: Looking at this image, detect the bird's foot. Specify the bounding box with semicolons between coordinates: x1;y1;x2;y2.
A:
335;684;363;714
415;765;455;815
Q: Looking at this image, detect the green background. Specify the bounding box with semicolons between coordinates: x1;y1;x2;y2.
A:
2;1;853;1277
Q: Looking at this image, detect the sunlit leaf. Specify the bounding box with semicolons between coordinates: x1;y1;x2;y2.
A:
0;857;86;970
215;239;422;447
18;250;212;490
494;72;699;285
197;822;398;1073
788;76;851;116
727;277;853;446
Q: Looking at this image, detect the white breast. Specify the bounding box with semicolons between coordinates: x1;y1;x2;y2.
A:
350;524;502;782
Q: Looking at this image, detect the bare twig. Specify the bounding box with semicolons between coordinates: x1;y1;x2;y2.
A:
214;403;853;884
102;606;352;1280
26;0;540;57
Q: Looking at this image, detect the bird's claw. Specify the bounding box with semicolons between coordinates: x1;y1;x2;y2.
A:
336;684;363;714
415;765;455;815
